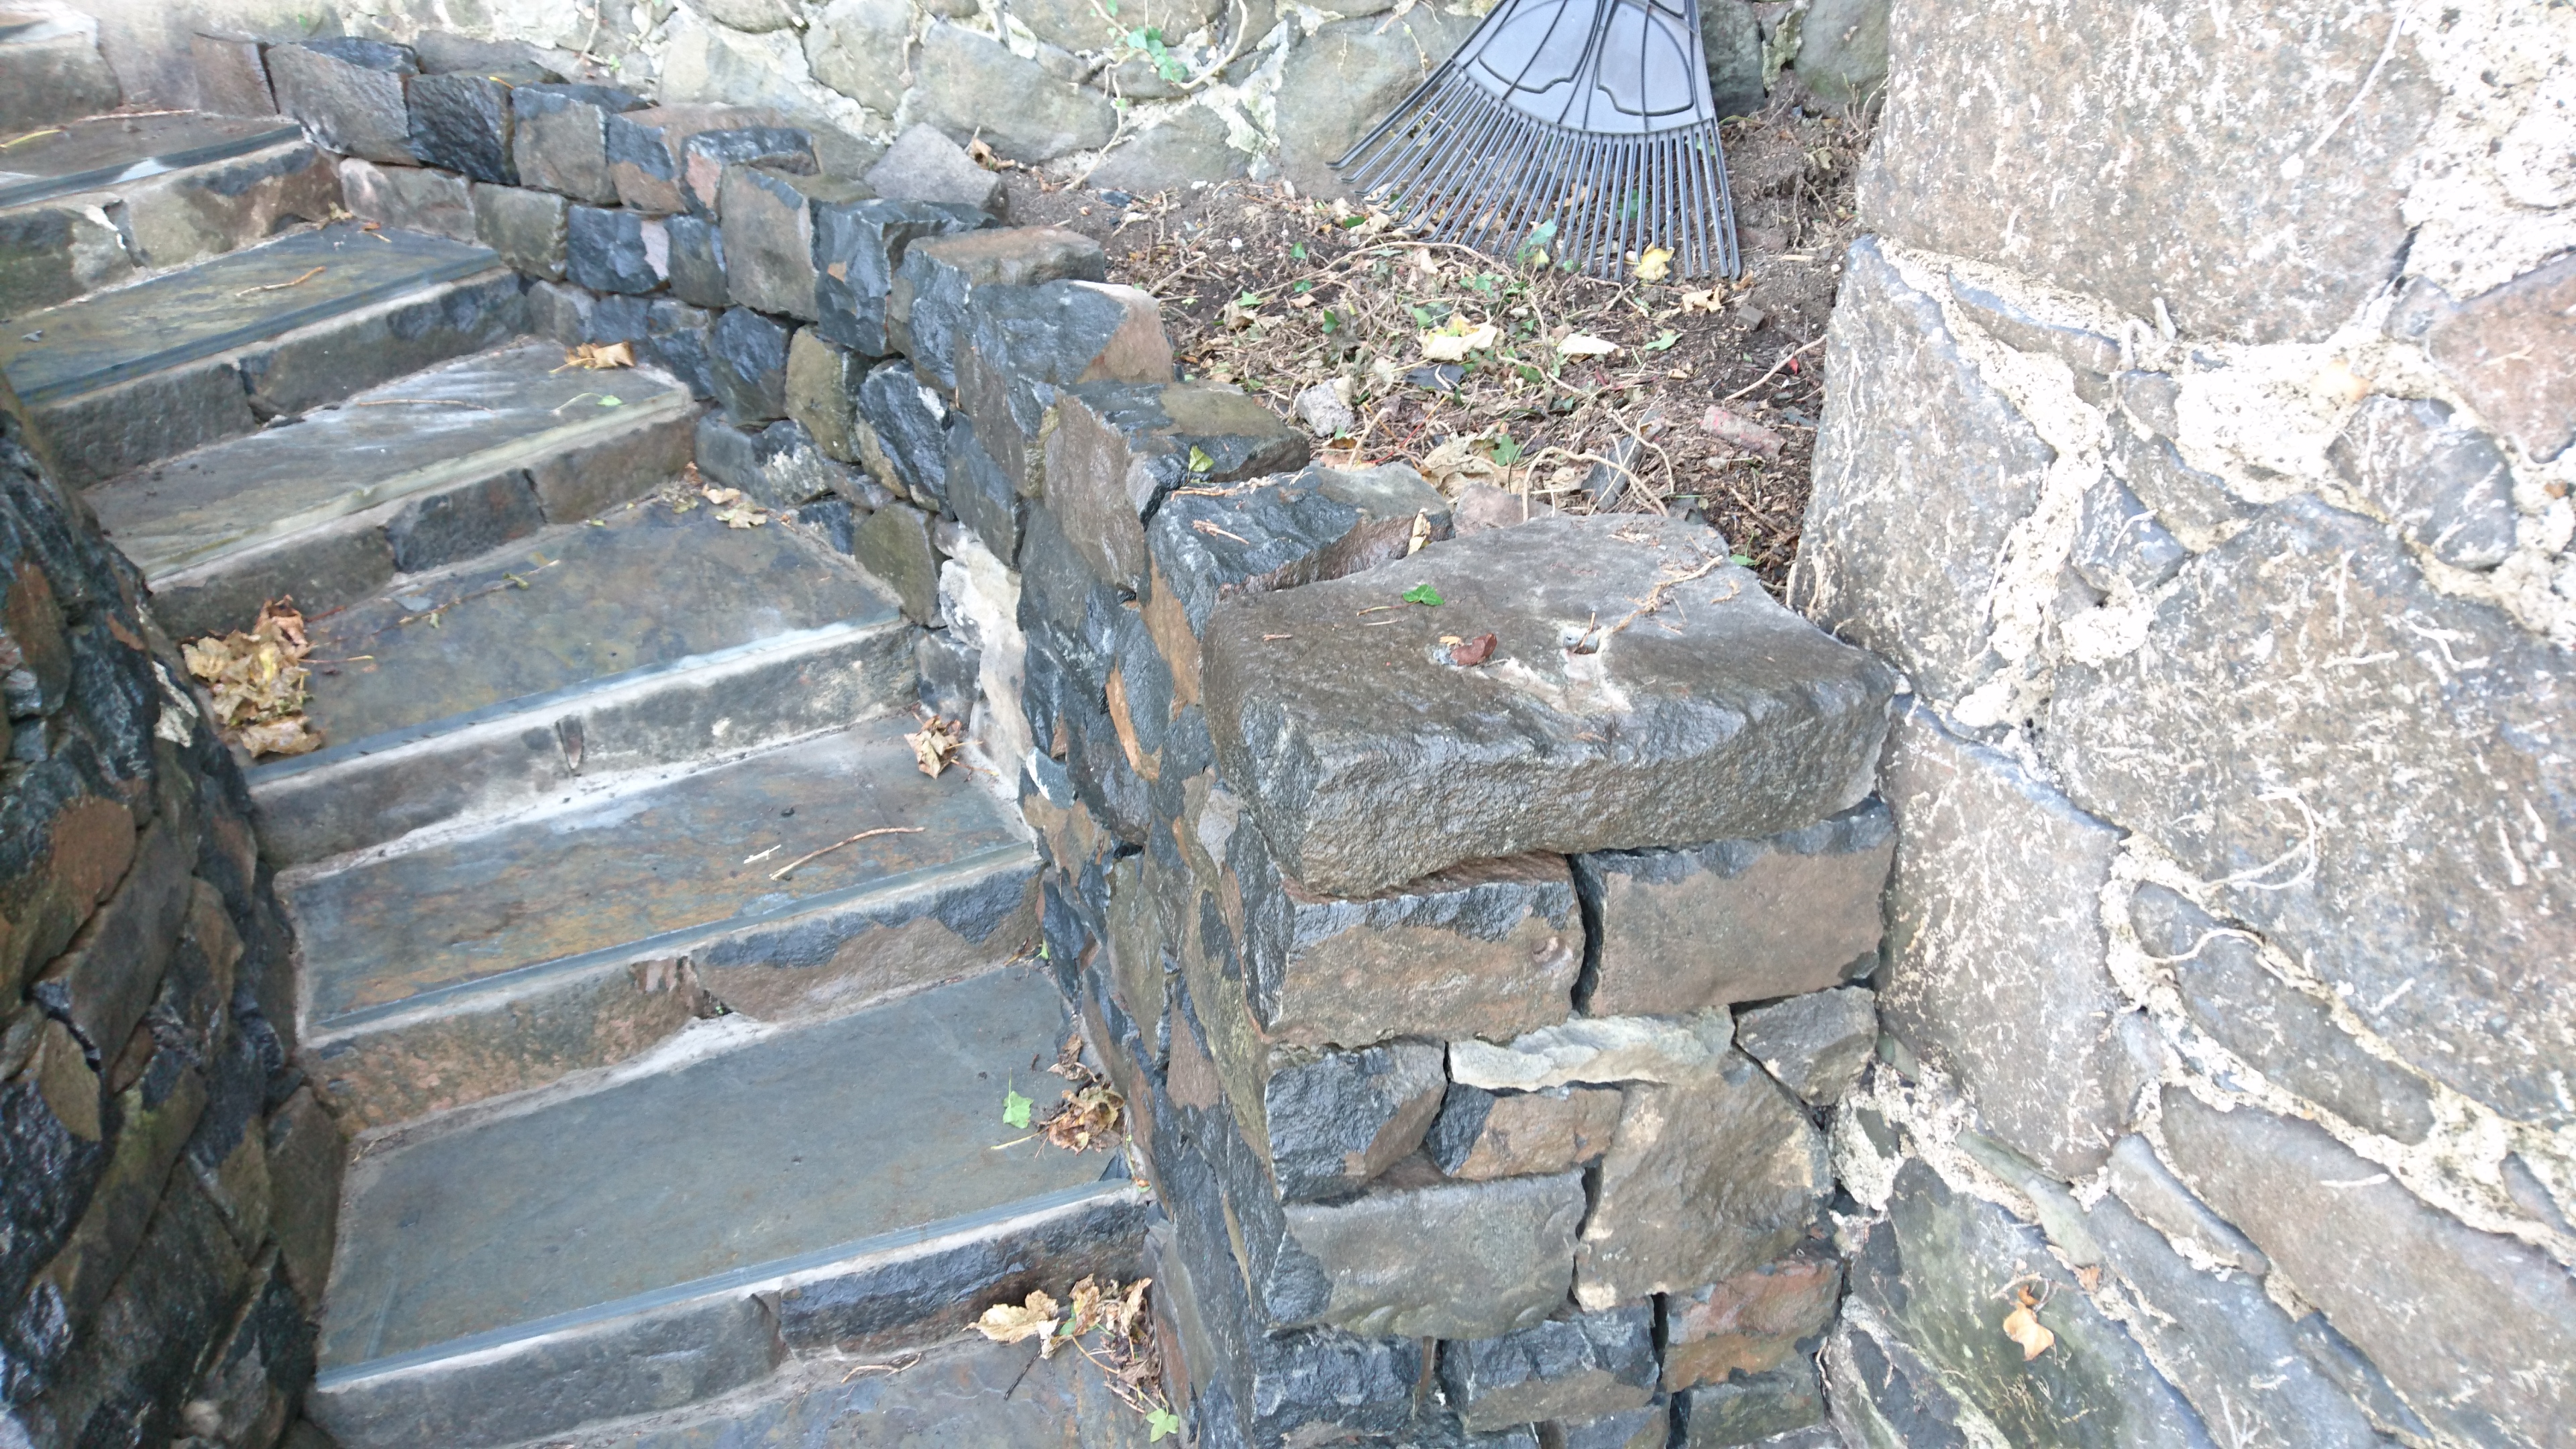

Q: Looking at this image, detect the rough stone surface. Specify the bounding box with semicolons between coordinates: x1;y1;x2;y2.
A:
1205;515;1896;898
1274;9;1481;197
954;287;1187;506
805;0;914;115
1221;810;1580;1049
1701;0;1767;119
407;69;530;184
1543;1404;1668;1449
682;125;816;220
2099;1134;2268;1279
785;329;866;464
1041;382;1310;591
2129;885;2436;1143
1426;1082;1623;1182
1578;802;1892;1018
566;203;669;294
2047;498;2575;1126
1857;0;2440;342
865;123;1004;213
1794;237;2057;702
269;39;417;166
1087;108;1248;195
855;501;943;626
890;227;1110;392
337;157;474;243
0;205;132;317
1880;704;2127;1178
1732;987;1877;1107
607;103;790;215
1256;1038;1446;1202
2402;254;2576;463
0;15;118;131
1855;1159;2212;1447
511;83;646;204
908;23;1118;164
1440;1305;1658;1430
812;197;985;358
2069;476;2188;599
1573;1051;1829;1309
663;213;730;309
1673;1363;1826;1447
720;166;852;319
2079;1191;2392;1448
1793;0;1890;107
2324;395;2519;570
694;417;859;509
1665;1245;1845;1391
709;305;795;424
853;360;953;506
1450;1012;1735;1093
470;182;568;280
2159;1089;2576;1444
1277;1169;1588;1340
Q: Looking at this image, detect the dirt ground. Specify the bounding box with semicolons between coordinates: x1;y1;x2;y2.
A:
1002;88;1874;590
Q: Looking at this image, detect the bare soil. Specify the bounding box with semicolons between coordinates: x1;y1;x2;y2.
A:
1001;89;1872;590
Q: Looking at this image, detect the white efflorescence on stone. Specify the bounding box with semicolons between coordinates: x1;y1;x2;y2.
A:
2393;0;2576;301
1448;1010;1735;1092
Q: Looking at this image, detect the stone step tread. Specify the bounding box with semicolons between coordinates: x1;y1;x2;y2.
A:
0;221;498;406
88;342;695;583
285;723;1026;1029
267;492;892;756
318;970;1108;1375
0;109;302;210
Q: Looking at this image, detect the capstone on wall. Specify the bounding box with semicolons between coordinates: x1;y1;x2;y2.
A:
74;0;1888;200
1795;1;2576;1445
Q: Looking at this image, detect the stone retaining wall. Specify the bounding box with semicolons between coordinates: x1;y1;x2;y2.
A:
1;386;341;1444
80;1;1890;200
1795;2;2576;1444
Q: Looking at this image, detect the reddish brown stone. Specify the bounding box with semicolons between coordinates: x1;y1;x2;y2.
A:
2413;255;2576;463
1663;1245;1845;1391
1432;1084;1625;1181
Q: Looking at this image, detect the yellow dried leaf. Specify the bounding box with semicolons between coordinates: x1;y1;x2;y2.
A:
1633;246;1672;282
1679;286;1725;314
232;718;322;757
564;341;634;370
906;716;965;777
182;599;319;759
975;1291;1061;1351
2002;1305;2055;1360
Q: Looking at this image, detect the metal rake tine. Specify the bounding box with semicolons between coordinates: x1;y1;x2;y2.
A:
1493;117;1574;259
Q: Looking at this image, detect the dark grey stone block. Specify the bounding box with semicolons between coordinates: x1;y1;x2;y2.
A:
1032;380;1311;590
2326;394;2519;570
720;166;865;320
1701;0;1765;118
639;299;719;400
888;225;1108;392
470;182;568;280
1145;460;1452;649
692;415;858;510
949;282;1174;482
812;197;986;358
855;501;943;625
853;359;951;508
682;125;816;216
511;83;646;204
606;103;792;215
917;629;980;722
1440;1304;1658;1430
1258;1038;1445;1202
663;213;729;308
709;305;794;423
1733;985;1878;1106
407;68;537;184
863;122;1005;212
784;327;864;462
564;204;666;294
384;468;545;572
1207;515;1896;898
947;417;1022;564
269;38;417;165
2070;476;2188;597
1542;1401;1668;1449
1674;1362;1824;1446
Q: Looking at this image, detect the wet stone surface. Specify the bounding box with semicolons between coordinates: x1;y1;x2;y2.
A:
1439;1304;1658;1431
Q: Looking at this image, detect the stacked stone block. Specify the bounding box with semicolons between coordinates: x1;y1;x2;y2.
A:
1;391;340;1444
1795;2;2576;1444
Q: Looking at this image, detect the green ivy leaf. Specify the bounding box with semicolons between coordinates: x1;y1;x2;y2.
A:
1187;444;1216;474
1290;241;1308;260
1148;1407;1182;1441
1490;433;1524;466
1319;309;1340;334
598;394;623;407
1003;1089;1033;1129
1293;279;1313;293
1402;583;1444;606
1641;329;1681;353
1729;553;1757;567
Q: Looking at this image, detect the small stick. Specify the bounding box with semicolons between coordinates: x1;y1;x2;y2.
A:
1;128;64;149
236;266;325;298
1189;519;1249;543
769;826;924;881
350;398;490;409
1717;337;1825;404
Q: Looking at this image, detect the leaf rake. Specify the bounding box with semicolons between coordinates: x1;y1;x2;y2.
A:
1334;0;1743;280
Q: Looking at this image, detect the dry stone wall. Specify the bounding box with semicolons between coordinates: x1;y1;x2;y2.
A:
1796;2;2576;1445
1;388;343;1446
85;0;1888;199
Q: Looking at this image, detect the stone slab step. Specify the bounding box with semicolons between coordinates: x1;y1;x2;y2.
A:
90;341;698;639
310;973;1147;1449
288;724;1042;1130
0;6;120;133
0;110;301;209
246;495;910;864
0;222;521;484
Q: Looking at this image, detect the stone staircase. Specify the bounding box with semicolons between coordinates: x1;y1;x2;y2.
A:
2;108;1146;1448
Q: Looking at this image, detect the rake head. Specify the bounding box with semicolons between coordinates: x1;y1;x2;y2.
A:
1334;0;1742;280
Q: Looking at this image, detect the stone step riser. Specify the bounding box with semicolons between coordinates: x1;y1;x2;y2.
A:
252;616;918;866
28;270;525;486
0;140;343;316
139;396;694;640
308;1181;1145;1449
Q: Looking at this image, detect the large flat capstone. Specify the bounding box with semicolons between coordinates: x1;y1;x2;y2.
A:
1203;515;1895;898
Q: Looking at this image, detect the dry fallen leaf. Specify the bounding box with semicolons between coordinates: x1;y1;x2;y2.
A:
2002;1285;2056;1360
1556;333;1619;358
906;716;965;777
1702;405;1787;460
1405;509;1432;557
1415;436;1503;495
563;340;633;370
1679;286;1725;314
1450;632;1498;667
181;600;322;759
1632;246;1672;282
975;1291;1062;1353
1421;321;1501;362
